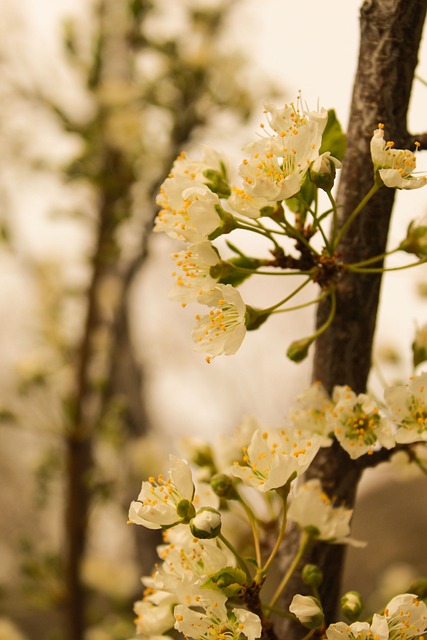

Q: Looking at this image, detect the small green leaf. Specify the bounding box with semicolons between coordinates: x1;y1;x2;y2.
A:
320;109;347;161
203;567;247;597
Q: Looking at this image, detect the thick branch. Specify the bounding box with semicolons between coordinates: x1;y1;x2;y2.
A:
278;1;427;635
314;0;426;394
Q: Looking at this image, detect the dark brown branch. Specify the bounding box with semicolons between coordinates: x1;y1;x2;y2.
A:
406;132;427;148
277;1;427;636
64;146;135;640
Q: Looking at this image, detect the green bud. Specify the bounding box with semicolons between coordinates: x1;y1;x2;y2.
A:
176;499;196;523
210;473;238;499
289;594;324;629
190;507;221;539
309;153;340;191
302;564;323;588
286;337;314;363
400;220;427;257
341;591;363;621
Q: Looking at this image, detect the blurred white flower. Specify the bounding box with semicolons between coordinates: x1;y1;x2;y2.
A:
0;619;28;640
82;555;140;599
329;385;395;458
174;590;261;640
288;381;333;446
384;372;427;443
326;617;388;640
288;479;363;545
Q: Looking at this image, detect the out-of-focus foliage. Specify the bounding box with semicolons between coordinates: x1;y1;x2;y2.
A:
0;0;277;638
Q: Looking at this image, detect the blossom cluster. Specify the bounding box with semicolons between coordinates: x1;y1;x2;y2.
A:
128;372;427;640
154;99;427;363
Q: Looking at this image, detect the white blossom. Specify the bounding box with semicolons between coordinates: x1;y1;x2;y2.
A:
288;381;333;446
169;148;229;184
238;100;328;203
192;284;247;362
190;507;222;538
329;385;395;458
128;455;194;529
288;479;363;546
384;593;427;640
384;373;427;443
231;427;321;492
155;180;222;243
228;186;274;219
174;591;261;640
310;151;342;175
134;594;176;636
169;241;220;304
289;594;324;629
326;617;389;640
370;127;427;190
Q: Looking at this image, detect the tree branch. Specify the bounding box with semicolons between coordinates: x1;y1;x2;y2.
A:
277;1;427;635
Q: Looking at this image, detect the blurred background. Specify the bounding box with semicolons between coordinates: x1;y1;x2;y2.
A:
0;1;426;638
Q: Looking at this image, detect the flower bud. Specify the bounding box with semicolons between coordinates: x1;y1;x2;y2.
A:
190;507;222;539
289;594;324;629
210;473;238;499
286;337;314;363
302;564;323;588
176;499;196;523
400;220;427;257
309;152;341;191
341;591;363;620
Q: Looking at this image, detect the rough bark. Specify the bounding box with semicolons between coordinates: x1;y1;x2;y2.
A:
278;0;427;634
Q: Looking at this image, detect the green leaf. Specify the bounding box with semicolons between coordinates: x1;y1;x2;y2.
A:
203;567;247;597
320;109;347;161
217;257;263;287
286;176;316;215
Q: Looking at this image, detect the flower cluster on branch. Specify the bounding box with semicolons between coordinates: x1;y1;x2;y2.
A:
128;372;427;640
153;98;427;363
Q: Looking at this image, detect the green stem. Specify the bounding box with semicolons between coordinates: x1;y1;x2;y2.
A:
301;628;317;640
310;287;336;341
333;183;381;249
347;246;400;268
271;291;330;315
261;604;295;619
269;530;313;608
231;265;315;276
262;277;313;314
218;533;252;582
237;495;262;568
326;189;339;250
347;257;426;274
258;485;291;579
280;217;321;256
